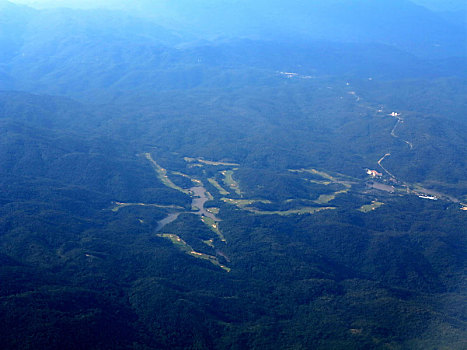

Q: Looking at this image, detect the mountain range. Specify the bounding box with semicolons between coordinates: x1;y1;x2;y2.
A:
0;1;466;349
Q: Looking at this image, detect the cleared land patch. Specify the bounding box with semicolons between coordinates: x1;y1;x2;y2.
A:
184;157;239;166
290;168;352;204
172;171;202;185
201;216;226;242
358;201;385;213
157;234;230;272
203;239;215;248
221;198;334;216
221;198;272;207
144;153;191;195
207;207;220;214
290;168;336;181
221;170;242;195
314;188;350;204
208;178;230;195
247;206;336;216
111;202;184;212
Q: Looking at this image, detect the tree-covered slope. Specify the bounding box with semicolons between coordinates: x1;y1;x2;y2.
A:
0;1;466;349
0;85;465;349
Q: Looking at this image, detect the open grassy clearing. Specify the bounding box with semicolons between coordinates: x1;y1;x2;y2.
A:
157;234;230;272
358;201;385;213
290;168;355;184
309;179;332;185
308;168;336;181
221;198;272;207
144;154;358;221
192;179;203;186
207;207;220;214
221;198;334;215
203;239;215;248
314;188;350;204
201;216;226;242
208;178;230;195
171;171;191;178
247;206;336;216
290;167;353;204
184;157;239;166
172;171;202;185
144;153;191;195
111;202;184;212
290;168;336;181
221;170;242;195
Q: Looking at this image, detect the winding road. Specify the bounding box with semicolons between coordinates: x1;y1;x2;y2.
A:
345;84;462;203
390;116;413;150
377;153;395;179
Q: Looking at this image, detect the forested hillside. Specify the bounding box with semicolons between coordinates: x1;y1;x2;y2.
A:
0;1;466;349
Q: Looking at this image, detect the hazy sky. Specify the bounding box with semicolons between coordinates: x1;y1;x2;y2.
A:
7;0;467;12
8;0;118;8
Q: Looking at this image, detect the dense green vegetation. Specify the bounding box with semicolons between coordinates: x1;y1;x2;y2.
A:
0;85;465;349
0;1;466;349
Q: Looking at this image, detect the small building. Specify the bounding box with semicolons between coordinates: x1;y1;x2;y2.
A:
367;169;382;178
418;194;438;200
